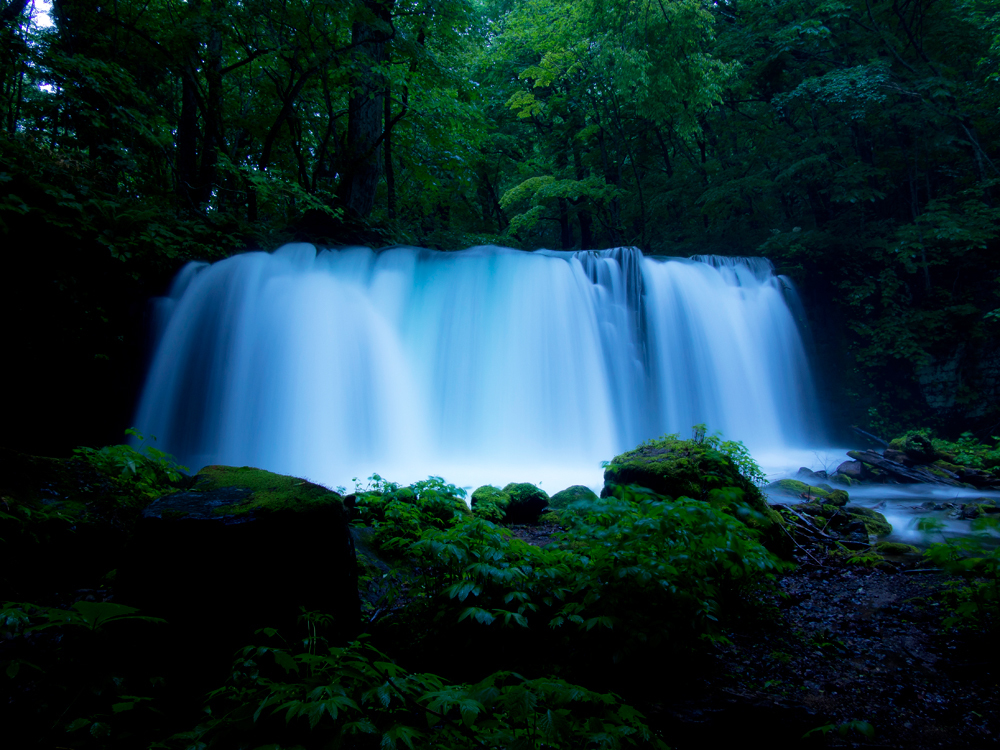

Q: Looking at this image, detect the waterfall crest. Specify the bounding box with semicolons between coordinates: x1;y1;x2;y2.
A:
134;244;821;489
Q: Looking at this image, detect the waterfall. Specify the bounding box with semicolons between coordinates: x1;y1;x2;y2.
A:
133;244;821;490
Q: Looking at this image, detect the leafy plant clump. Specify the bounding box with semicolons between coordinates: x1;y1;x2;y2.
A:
1;601;167;744
603;426;768;508
404;486;788;670
919;516;1000;633
470;485;510;522
170;629;667;750
889;430;1000;472
72;429;189;502
352;475;470;555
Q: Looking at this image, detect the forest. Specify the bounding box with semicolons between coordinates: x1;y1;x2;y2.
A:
2;1;1000;748
1;0;999;451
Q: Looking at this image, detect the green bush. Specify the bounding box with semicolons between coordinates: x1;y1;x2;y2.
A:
470;485;510;522
353;476;469;555
169;630;666;749
920;516;1000;633
72;429;188;501
406;486;787;662
1;601;166;746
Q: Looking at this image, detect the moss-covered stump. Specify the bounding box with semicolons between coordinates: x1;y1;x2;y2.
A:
796;502;892;538
766;479;849;506
549;484;599;508
119;465;359;690
500;482;550;524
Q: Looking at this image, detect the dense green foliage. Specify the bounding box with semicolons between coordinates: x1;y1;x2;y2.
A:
72;429;188;501
919;515;1000;633
352;474;471;553
1;434;795;748
172;632;667;749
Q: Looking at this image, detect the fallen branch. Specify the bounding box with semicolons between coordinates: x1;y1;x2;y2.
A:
784;505;839;540
851;425;889;447
847;450;964;486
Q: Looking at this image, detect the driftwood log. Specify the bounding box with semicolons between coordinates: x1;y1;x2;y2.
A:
846;450;965;486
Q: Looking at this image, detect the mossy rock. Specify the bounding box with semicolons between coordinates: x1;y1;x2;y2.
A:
824;490;850;507
121;464;359;692
603;434;767;514
471;485;511;523
766;479;849;506
796;503;892;537
875;541;921;557
173;465;344;518
933;459;963;472
830;473;859;486
891;432;937;463
845;506;892;536
549;485;599;508
960;499;998;519
501;483;550;525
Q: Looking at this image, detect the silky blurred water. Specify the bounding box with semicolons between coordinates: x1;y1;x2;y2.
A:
133;244;822;492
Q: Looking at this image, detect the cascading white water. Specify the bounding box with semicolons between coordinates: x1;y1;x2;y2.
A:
133;244;822;491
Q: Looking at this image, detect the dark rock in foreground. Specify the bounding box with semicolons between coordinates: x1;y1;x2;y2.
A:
119;465;359;688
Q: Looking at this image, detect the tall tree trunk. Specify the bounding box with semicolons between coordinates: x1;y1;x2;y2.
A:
176;70;200;207
385;78;395;219
337;0;390;218
570;134;593;248
196;0;224;208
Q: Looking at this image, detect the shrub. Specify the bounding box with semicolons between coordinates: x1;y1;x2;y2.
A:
170;632;666;749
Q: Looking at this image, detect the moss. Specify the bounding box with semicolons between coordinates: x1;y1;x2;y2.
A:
962;500;997;518
767;479;848;505
501;483;550;524
196;465;343;516
549;485;599;508
933;459;962;472
825;490;850;507
848;506;892;536
604;434;767;513
796;502;835;518
829;544;887;567
795;503;891;536
876;541;921;556
831;474;858;486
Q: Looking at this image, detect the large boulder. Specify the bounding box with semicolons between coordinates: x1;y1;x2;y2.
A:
602;435;791;556
501;482;550;524
118;465;359;689
603;435;768;513
834;460;866;481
